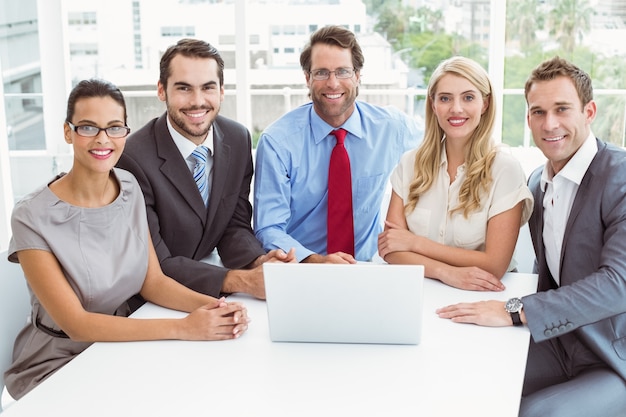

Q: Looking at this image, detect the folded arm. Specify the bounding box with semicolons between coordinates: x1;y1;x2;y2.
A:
379;192;523;290
17;239;248;343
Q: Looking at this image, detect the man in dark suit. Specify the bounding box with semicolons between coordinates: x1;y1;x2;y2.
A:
436;56;626;416
117;39;294;301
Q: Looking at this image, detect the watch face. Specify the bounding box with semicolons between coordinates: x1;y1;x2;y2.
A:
506;298;522;312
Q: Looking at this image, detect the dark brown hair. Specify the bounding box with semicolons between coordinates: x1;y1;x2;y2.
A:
299;25;364;73
159;38;224;88
65;79;127;124
524;56;593;108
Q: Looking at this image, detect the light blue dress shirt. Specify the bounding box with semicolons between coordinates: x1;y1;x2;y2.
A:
254;101;422;261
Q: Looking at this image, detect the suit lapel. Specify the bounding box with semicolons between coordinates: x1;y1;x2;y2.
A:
154;114;208;223
529;167;556;291
206;119;231;228
560;139;603;282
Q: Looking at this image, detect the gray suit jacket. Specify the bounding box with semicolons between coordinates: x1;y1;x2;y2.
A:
524;139;626;380
117;113;265;297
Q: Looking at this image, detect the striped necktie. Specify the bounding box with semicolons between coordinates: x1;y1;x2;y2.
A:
191;145;210;206
327;128;355;256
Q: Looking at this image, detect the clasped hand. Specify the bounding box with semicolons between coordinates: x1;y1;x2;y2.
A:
254;248;297;266
185;297;251;340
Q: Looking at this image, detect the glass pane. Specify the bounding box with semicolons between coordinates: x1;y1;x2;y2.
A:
594;94;626;147
249;88;310;148
369;1;490;87
1;0;43;152
5;95;45;150
10;154;73;200
504;0;626;144
505;0;626;83
0;0;40;71
501;93;528;148
123;93;166;133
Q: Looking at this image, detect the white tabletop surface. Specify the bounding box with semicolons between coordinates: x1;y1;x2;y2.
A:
3;272;538;417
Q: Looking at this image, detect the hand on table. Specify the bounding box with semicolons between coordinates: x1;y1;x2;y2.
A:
184;297;250;340
265;248;297;263
302;252;357;264
436;300;511;327
440;266;505;291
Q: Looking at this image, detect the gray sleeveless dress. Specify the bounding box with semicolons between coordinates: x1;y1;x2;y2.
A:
4;168;148;399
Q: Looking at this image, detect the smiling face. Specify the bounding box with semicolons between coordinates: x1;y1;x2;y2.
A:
526;76;596;174
64;96;127;174
305;43;360;127
158;54;225;145
431;73;488;145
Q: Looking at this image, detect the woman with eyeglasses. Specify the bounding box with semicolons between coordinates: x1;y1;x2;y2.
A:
4;79;249;400
378;56;533;291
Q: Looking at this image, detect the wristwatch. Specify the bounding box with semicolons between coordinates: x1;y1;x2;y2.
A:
505;297;523;326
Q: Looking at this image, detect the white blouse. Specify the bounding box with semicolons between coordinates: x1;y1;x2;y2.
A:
390;146;534;270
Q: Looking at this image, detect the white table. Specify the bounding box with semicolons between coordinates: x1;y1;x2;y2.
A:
3;273;537;417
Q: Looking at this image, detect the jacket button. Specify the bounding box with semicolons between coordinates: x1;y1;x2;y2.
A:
544;329;552;337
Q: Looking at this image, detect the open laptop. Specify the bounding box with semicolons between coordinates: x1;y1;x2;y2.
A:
263;263;424;345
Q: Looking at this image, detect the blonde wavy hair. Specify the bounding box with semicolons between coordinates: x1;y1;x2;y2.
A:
406;56;497;218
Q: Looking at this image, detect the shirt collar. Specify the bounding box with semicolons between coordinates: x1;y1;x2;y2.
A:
310;102;364;144
166;115;214;159
540;131;597;191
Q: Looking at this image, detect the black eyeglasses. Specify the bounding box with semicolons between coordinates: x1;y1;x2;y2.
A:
67;122;130;138
309;67;355;81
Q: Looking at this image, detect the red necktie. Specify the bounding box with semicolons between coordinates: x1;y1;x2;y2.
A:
327;128;355;256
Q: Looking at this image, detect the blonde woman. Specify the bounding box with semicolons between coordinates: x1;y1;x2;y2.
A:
378;56;533;291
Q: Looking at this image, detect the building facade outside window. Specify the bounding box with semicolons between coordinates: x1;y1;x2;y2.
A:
1;0;626;250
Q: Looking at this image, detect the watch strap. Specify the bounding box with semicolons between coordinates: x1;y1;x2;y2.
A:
510;311;522;326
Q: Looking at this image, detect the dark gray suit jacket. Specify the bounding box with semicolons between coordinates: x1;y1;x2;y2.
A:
117;113;265;297
524;139;626;380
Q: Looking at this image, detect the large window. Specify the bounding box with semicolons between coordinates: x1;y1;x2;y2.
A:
2;0;626;250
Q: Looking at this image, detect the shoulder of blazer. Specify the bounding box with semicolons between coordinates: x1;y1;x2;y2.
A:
213;115;250;138
123;113;182;167
213;115;252;154
588;138;626;172
582;139;626;198
125;114;166;150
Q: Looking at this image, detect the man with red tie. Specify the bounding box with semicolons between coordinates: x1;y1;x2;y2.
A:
254;25;421;263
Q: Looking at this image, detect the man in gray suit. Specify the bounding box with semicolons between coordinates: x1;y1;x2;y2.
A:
436;56;626;416
117;39;293;302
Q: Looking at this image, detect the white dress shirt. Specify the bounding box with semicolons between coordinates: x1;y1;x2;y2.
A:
540;131;597;285
166;116;214;186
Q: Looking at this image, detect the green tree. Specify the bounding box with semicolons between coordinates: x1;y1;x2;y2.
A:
590;55;626;146
362;0;388;16
502;51;551;147
373;2;415;48
410;6;444;34
506;0;544;55
547;0;594;56
402;33;452;81
371;2;456;86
